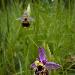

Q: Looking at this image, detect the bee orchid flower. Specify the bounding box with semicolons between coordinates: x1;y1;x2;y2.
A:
16;4;34;28
31;47;61;75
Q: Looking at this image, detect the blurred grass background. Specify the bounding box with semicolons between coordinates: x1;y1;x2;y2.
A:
0;0;75;75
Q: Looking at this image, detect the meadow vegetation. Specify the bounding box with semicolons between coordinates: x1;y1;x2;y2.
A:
0;0;75;75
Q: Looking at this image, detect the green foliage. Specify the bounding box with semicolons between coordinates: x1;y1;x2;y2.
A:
0;0;75;75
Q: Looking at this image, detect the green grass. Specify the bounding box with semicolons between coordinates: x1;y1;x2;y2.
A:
0;0;75;75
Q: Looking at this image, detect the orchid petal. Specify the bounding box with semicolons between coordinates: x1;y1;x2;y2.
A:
16;17;24;22
31;63;36;69
38;47;47;62
45;62;61;70
28;17;34;22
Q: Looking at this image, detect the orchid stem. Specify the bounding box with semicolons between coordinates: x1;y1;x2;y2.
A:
28;35;38;48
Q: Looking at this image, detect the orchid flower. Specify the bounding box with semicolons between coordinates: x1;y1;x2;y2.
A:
31;47;61;75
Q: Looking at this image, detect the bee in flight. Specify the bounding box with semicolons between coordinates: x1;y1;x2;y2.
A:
17;4;33;28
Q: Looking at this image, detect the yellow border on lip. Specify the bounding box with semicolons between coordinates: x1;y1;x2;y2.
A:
35;60;43;66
